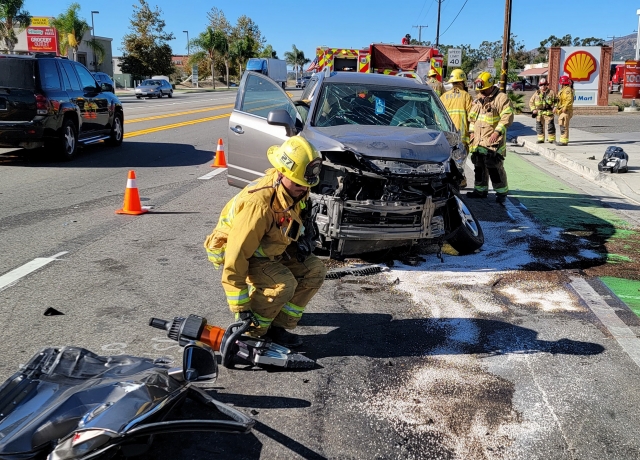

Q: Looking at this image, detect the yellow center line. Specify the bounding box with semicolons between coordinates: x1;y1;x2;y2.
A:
125;103;235;123
124;113;231;138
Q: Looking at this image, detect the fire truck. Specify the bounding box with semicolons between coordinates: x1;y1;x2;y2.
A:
309;44;444;82
609;63;624;93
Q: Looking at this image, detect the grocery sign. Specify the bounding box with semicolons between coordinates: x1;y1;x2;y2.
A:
26;26;58;53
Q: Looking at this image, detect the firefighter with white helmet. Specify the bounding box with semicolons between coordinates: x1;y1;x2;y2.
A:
440;69;473;148
529;77;557;143
467;71;514;204
554;75;574;146
204;136;327;348
426;68;445;96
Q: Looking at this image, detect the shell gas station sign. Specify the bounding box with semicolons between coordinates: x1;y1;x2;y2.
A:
26;17;58;54
559;47;601;105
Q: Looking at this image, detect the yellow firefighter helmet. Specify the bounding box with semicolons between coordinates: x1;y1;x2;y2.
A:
448;69;466;83
267;136;322;187
428;68;438;77
474;71;494;91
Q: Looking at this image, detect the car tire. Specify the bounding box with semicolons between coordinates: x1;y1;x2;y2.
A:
168;91;173;98
158;93;162;98
136;96;141;99
55;119;78;161
446;194;484;255
107;112;124;146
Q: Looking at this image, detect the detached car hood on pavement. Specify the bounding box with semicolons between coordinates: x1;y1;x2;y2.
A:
305;125;453;163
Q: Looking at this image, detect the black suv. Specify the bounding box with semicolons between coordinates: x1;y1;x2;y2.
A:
0;55;124;160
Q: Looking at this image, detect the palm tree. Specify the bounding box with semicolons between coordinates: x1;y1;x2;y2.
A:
284;45;310;83
230;36;255;78
190;27;217;89
51;2;102;63
0;0;31;54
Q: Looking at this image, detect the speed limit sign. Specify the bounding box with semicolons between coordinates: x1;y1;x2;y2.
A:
447;49;462;67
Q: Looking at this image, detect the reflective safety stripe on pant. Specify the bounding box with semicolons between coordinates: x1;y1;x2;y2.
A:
470;150;509;195
245;253;326;335
535;114;555;142
558;112;571;143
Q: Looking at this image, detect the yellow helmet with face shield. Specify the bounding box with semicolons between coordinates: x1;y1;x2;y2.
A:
474;71;494;91
267;136;322;187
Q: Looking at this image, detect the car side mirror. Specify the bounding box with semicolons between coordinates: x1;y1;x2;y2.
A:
267;109;296;137
182;341;218;382
101;82;114;93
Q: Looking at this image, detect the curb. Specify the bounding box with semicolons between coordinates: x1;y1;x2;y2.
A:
520;139;640;205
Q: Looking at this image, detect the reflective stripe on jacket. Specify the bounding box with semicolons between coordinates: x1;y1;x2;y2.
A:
204;169;307;311
529;89;557;116
468;87;514;156
556;87;574;115
440;87;473;144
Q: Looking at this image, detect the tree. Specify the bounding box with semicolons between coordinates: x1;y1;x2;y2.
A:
190;27;228;89
537;34;604;61
120;0;175;80
259;44;278;59
51;3;104;63
0;0;30;54
229;35;255;77
284;45;309;82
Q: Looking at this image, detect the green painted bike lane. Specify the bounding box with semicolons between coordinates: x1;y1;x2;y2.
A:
504;152;640;316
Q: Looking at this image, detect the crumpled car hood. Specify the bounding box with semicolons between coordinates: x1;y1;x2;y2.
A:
304;125;453;163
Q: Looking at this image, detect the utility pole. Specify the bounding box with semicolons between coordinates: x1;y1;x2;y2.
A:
412;25;428;44
607;35;616;59
435;0;444;48
499;0;512;92
91;11;99;71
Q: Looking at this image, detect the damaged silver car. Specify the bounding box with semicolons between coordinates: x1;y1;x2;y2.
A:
227;69;483;258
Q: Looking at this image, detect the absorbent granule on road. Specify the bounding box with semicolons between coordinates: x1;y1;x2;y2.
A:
352;204;597;459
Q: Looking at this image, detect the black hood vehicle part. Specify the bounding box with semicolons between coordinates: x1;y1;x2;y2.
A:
0;344;254;459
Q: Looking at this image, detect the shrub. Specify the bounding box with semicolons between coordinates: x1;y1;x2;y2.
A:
507;90;525;114
609;100;630;112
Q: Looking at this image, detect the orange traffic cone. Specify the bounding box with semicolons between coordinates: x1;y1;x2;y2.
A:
116;170;149;215
211;138;227;168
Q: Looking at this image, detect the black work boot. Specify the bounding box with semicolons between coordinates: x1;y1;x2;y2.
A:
265;326;303;348
495;194;507;204
466;190;488;199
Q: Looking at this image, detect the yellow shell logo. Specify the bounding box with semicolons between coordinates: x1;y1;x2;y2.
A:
563;51;597;82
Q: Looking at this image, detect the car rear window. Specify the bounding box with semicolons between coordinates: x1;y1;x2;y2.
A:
0;58;35;89
38;60;62;90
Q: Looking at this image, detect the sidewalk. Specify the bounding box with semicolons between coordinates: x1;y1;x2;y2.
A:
508;114;640;205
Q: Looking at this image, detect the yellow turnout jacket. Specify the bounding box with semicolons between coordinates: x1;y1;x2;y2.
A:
440;87;473;144
468;87;514;156
204;169;308;311
555;86;574;116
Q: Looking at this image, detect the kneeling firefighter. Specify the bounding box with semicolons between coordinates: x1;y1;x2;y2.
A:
204;136;327;348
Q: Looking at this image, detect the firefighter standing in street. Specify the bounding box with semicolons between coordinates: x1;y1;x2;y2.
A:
427;69;445;96
204;136;327;348
555;75;574;146
529;77;557;143
467;71;515;204
440;69;473;149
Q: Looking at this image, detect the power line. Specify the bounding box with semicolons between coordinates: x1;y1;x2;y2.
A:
416;0;428;23
439;0;470;38
413;25;429;43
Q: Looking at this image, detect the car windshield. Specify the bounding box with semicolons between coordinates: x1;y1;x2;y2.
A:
141;80;160;86
312;82;454;131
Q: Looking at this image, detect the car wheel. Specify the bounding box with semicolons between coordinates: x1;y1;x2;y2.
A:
168;91;173;98
136;96;141;99
446;194;484;255
157;93;162;98
56;119;78;161
107;112;124;146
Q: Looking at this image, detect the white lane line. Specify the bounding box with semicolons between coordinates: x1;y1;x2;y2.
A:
570;276;640;367
198;168;227;180
0;252;68;292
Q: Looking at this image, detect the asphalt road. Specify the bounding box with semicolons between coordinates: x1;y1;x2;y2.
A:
2;91;640;459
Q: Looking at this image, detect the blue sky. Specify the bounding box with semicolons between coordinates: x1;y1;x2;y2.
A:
24;0;639;62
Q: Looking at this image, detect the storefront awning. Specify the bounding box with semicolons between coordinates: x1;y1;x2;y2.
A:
517;68;548;77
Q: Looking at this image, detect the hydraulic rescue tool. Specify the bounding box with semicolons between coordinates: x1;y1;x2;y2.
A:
149;314;316;369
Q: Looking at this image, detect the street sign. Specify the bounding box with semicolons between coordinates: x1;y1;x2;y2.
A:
447;48;462;67
487;58;495;68
488;68;496;77
192;65;198;86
